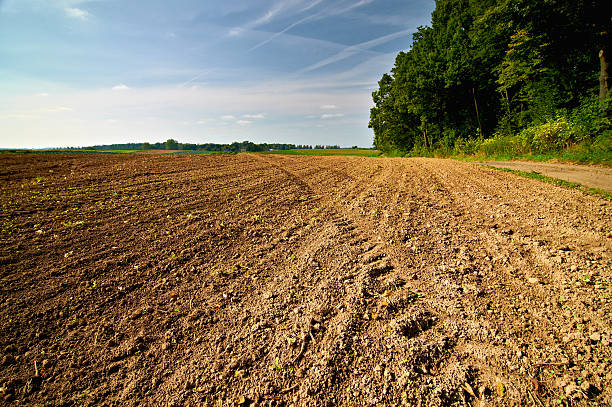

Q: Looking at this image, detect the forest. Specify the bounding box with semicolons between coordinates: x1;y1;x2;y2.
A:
369;0;611;160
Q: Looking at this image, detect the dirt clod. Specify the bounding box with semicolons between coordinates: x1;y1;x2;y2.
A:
1;355;16;366
590;332;601;343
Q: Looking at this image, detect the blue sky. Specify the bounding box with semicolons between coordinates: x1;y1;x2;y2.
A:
0;0;434;148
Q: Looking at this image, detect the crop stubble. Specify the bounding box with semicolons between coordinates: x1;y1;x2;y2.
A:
0;153;610;406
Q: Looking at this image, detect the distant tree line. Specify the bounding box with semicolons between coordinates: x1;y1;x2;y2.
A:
369;0;611;154
77;140;319;152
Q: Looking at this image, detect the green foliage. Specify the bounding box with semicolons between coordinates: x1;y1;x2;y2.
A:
570;96;612;140
478;135;526;156
370;0;610;158
518;117;579;153
165;139;179;150
70;141;312;153
446;98;612;165
497;29;547;97
454;137;483;155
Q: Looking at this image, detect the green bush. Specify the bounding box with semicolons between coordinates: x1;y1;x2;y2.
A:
454;137;482;155
518;117;579;153
587;130;612;155
570;95;611;141
479;134;526;156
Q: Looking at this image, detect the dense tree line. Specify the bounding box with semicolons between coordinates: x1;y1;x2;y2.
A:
369;0;610;154
78;141;314;152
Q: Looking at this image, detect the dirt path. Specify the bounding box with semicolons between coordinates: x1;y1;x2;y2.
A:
0;154;610;406
478;160;612;192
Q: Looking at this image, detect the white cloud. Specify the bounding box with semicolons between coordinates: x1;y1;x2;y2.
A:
2;113;38;120
41;106;73;113
36;93;49;97
320;104;337;109
236;120;253;125
228;28;244;37
321;113;344;119
1;105;72;120
220;115;236;120
112;84;130;91
243;113;265;119
65;7;90;20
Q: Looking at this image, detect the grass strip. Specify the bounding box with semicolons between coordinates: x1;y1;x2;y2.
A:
167;150;236;155
484;165;611;200
259;148;382;157
452;152;611;167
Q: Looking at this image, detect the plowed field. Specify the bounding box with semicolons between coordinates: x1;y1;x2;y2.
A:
1;153;610;406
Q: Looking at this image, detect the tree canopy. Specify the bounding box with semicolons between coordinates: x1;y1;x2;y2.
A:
369;0;610;154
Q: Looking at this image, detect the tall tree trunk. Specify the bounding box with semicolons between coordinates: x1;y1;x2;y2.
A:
600;49;609;103
472;87;483;138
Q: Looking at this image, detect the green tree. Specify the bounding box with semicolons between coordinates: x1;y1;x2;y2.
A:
369;0;610;154
165;139;179;150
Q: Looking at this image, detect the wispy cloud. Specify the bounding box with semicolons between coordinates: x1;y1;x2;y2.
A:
230;0;304;37
334;0;374;14
42;106;73;112
247;0;376;51
243;113;265;119
236;120;253;125
299;0;326;12
248;13;319;51
321;113;344;119
320;104;337;109
1;105;72;120
112;84;130;91
299;29;412;73
2;113;38;120
180;69;214;88
251;1;288;26
65;7;90;20
220;115;236;120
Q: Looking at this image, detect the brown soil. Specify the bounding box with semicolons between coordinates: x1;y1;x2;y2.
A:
0;153;610;406
479;161;612;193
